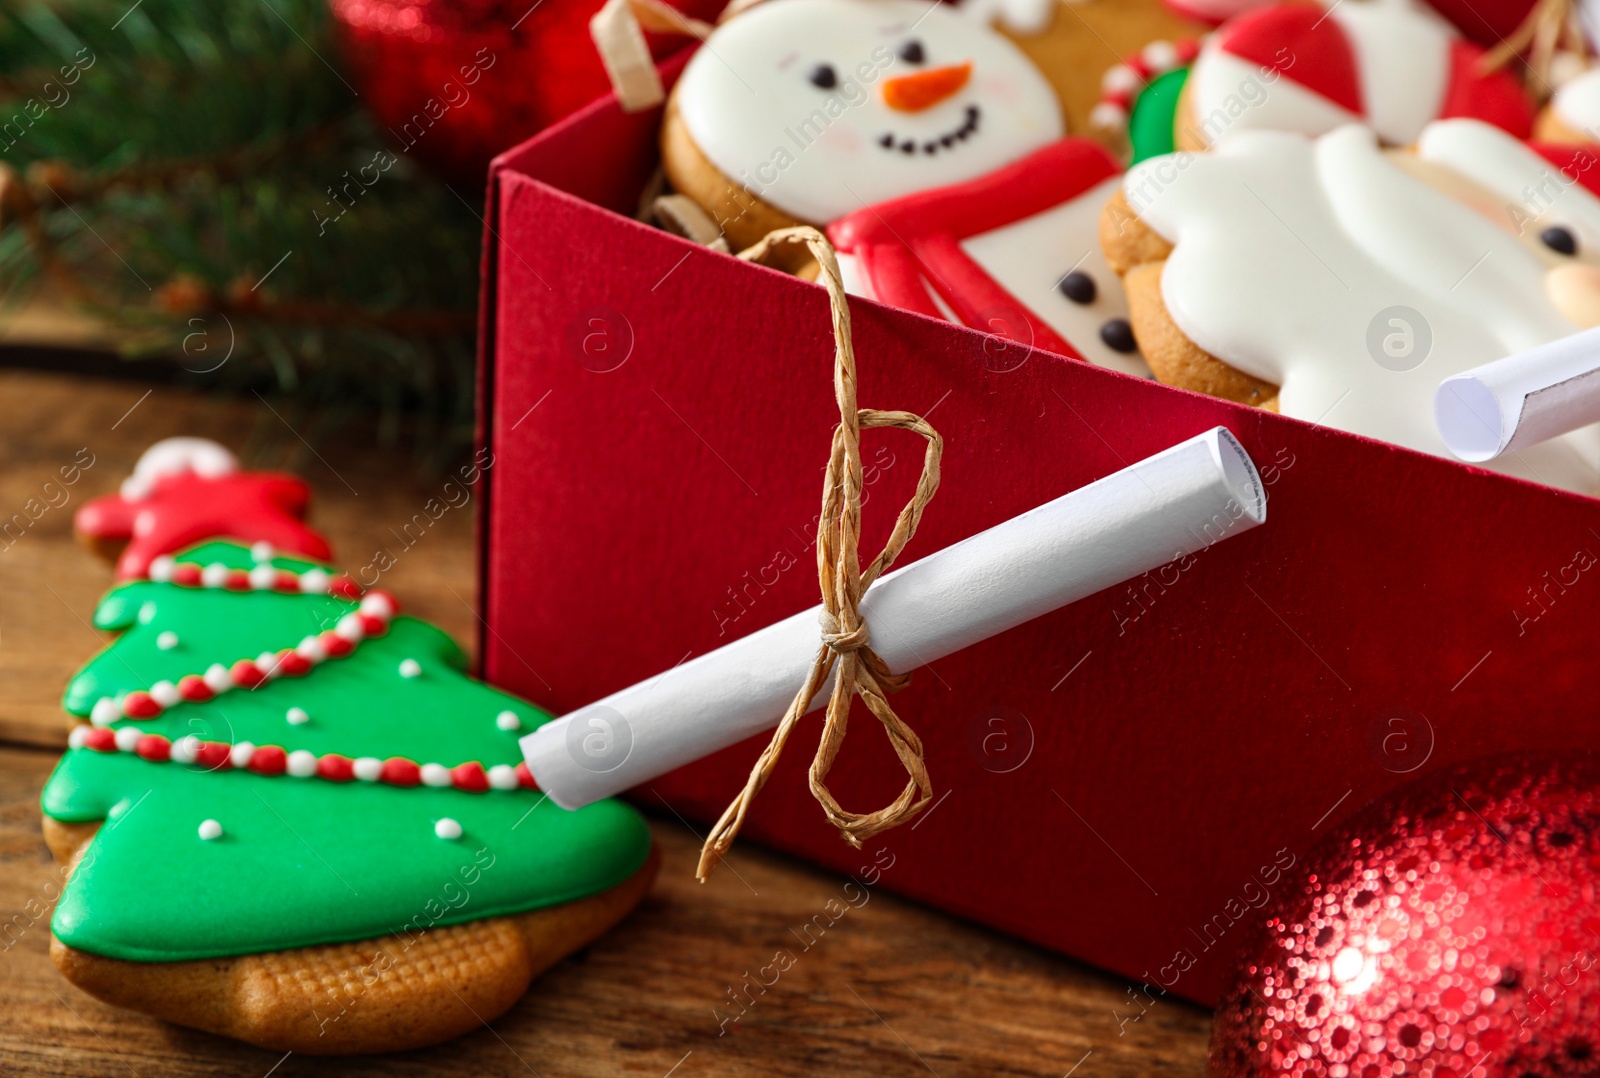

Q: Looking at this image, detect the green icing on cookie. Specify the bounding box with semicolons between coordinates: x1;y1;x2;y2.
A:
42;540;652;963
1129;66;1189;166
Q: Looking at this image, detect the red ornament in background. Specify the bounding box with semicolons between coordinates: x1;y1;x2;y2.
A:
329;0;724;183
1210;755;1600;1078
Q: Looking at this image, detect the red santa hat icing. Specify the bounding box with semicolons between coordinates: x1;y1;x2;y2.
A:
1160;0;1540;44
76;437;333;580
1188;0;1533;147
118;437;238;501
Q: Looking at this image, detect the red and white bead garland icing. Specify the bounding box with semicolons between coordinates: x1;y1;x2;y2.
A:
1089;39;1201;134
76;553;540;794
87;559;390;726
68;721;540;793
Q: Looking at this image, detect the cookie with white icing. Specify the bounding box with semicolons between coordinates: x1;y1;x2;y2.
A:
1105;0;1536;158
664;0;1150;372
1536;66;1600;144
1101;119;1600;495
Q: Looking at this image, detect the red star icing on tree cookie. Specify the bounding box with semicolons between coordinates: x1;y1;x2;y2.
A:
75;437;333;580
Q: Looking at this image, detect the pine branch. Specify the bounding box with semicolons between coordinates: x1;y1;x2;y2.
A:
0;0;486;466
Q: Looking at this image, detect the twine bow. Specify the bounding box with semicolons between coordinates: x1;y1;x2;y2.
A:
696;227;943;882
1480;0;1588;93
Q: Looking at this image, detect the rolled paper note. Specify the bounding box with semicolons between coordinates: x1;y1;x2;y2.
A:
523;426;1266;810
1435;325;1600;463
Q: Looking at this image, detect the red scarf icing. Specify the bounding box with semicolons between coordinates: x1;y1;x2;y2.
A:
826;138;1122;359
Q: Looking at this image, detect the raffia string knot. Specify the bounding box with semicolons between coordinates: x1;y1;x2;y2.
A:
1479;0;1587;94
696;226;943;883
818;610;872;652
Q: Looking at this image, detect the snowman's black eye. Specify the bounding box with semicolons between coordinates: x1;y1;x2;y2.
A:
898;39;925;64
808;63;838;89
1542;225;1579;256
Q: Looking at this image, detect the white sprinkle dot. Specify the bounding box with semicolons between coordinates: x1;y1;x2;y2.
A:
90;698;120;727
203;663;232;693
150;680;180;708
299;568;331;594
250;541;275;563
421;763;451;787
353;756;382;782
156;630;180;651
201;562;230;588
230;741;255;768
248;564;279;590
434;818;463;840
69;725;91;749
495;710;521;732
398;659;422;679
487;764;519;791
287;750;318;777
115;726;142;752
137;601;158;625
171;735;199;764
286;707;310;726
149;556;176;583
198;819;223;841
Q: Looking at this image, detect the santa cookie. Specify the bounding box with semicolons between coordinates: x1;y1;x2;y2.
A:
1101;118;1600;494
75;437;332;580
663;0;1147;373
1536;66;1600;144
42;540;655;1053
1096;0;1535;161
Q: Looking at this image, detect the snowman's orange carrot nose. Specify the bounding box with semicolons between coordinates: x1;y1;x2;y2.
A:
882;62;972;112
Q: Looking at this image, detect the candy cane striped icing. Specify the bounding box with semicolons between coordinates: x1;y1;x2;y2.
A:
1090;39;1201;134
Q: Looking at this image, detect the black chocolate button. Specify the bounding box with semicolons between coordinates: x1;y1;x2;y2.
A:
1058;270;1096;305
1100;318;1137;354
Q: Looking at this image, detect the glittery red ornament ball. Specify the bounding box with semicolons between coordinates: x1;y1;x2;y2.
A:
328;0;724;183
1210;755;1600;1078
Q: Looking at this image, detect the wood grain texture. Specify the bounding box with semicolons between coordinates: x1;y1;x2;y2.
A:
0;369;1211;1075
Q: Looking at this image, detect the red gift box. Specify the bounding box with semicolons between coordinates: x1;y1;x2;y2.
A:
476;50;1600;1005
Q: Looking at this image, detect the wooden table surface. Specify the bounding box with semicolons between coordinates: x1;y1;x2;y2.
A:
0;368;1210;1077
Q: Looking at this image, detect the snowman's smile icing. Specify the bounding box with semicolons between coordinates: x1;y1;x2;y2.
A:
673;0;1064;224
877;104;982;155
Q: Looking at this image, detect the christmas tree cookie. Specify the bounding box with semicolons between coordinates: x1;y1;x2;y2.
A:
41;540;655;1054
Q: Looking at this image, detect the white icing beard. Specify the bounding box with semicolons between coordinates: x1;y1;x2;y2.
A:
1187;0;1452;148
1124;121;1600;496
674;0;1063;224
1554;67;1600;141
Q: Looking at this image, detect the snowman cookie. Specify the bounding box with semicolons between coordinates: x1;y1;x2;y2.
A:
1100;118;1600;494
663;0;1147;373
1096;0;1535;162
